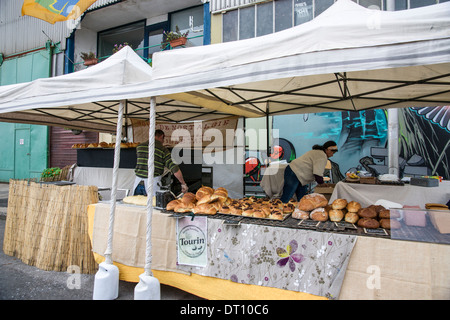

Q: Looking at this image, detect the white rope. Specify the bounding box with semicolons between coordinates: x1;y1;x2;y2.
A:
144;96;156;276
104;99;125;265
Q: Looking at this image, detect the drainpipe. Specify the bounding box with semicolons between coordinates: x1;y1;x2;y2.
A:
386;0;399;177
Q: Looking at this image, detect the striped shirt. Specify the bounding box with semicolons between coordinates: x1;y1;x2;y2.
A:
135;140;179;178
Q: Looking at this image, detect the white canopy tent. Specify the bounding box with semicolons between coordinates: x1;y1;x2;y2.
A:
148;0;450;116
0;0;449;299
0;46;247;132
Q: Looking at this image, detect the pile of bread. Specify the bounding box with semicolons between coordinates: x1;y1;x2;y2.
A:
166;186;294;220
292;193;400;229
71;142;139;149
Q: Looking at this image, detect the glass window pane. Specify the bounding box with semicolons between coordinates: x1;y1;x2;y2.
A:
170;6;204;46
359;0;382;9
294;0;313;25
394;0;408;10
98;21;145;58
147;29;163;58
223;9;238;42
275;0;293;32
257;2;273;36
239;6;256;40
315;0;334;17
409;0;437;7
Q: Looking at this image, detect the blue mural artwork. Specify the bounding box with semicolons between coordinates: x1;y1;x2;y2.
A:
273;109;388;178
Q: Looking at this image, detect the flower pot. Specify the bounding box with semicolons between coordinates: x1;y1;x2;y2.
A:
170;37;187;48
83;58;98;66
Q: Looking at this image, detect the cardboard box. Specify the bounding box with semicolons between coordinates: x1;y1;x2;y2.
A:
429;210;450;234
314;184;335;202
410;177;439;187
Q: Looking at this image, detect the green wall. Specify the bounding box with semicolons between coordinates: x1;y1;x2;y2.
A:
0;47;51;182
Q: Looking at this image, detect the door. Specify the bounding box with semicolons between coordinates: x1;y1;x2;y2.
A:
14;127;31;179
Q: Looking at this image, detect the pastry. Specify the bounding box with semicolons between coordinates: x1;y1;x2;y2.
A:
329;209;344;222
380;218;401;229
283;203;295;214
331;198;348;210
310;207;328;221
344;212;359;224
357;217;380;229
346;201;361;212
269;212;284;220
230;206;242;215
298;193;328;211
253;210;266;218
220;205;232;214
358;207;377;219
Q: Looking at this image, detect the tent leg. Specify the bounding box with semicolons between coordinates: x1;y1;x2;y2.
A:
134;96;161;300
388;108;399;177
92;99;125;300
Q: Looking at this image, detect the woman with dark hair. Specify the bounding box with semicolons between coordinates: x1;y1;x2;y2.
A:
280;141;338;203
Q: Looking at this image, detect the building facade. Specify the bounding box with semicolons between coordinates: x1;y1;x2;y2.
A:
0;0;448;182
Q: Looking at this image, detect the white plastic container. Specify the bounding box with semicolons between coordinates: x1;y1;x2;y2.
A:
134;274;161;300
93;262;119;300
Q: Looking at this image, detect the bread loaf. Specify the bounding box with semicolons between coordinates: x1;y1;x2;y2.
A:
378;209;390;219
329;209;344;222
292;208;310;220
166;199;181;211
195;186;214;200
346;201;361;212
181;192;197;205
310;207;328;221
298;193;328;211
344;212;359;224
358;207;377;219
331;199;348;210
357;217;380;229
210;187;228;202
193;203;217;215
174;202;195;213
380;218;401;229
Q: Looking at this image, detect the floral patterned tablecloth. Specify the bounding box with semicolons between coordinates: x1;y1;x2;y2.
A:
178;218;357;299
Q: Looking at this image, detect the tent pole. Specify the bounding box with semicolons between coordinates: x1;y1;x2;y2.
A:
92;99;124;300
386;0;399;177
134;96;160;300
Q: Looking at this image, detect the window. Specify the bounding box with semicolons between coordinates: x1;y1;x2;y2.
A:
98;21;145;59
170;5;204;47
222;0;335;42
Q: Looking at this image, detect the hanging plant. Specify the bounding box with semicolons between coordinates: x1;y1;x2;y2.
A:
161;26;189;49
80;51;98;66
112;42;132;54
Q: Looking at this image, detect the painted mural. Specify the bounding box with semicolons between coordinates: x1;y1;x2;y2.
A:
267;106;449;181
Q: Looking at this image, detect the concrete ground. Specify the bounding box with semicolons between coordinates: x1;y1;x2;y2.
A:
0;182;203;300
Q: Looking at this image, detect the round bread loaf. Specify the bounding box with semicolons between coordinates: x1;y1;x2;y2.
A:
346;201;361;212
357;217;380;229
292;208;310;220
378;209;390;219
310;207;328;221
298;193;328;211
329;209;344;222
380;218;401;229
358;207;377;219
344;212;359;224
332;198;348;210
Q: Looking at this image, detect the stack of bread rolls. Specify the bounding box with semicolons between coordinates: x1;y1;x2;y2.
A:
165;186;295;220
293;195;401;229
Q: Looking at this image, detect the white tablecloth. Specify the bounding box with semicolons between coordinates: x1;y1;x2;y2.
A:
73;166;136;194
330;181;450;207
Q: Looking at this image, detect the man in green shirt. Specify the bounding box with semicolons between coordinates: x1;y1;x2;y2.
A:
133;129;188;196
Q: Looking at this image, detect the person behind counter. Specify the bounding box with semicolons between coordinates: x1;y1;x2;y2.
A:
132;129;188;196
280;141;338;203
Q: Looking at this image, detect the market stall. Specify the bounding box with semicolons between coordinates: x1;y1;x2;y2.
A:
1;0;450;300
